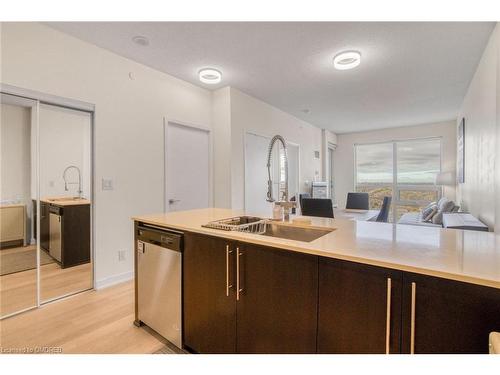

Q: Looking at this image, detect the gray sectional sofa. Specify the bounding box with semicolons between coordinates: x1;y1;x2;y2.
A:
397;197;459;228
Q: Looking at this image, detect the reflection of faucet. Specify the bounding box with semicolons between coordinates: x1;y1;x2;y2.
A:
63;165;83;198
266;135;296;221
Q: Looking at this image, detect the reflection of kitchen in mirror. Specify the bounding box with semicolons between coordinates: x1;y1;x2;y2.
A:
0;93;38;317
39;104;92;303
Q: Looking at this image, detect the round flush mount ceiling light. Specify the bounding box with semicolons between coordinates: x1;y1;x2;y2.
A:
333;50;361;70
198;68;222;84
132;35;149;46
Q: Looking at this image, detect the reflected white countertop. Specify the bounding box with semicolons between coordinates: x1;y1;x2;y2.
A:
133;208;500;289
41;196;91;206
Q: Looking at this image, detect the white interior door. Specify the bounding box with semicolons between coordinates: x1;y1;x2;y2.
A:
166;122;210;212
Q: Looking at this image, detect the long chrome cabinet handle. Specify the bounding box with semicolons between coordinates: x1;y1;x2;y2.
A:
385;277;392;354
410;282;417;354
236;247;242;301
225;245;233;297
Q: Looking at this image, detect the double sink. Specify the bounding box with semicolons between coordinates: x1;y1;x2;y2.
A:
205;216;335;242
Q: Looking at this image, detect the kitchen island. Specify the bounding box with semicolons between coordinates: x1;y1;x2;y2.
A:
39;197;91;268
133;208;500;354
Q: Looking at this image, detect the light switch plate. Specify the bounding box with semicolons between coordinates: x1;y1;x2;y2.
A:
102;178;114;191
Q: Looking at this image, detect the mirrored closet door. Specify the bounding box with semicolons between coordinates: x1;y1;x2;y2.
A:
39;103;93;303
0;93;39;318
0;90;94;319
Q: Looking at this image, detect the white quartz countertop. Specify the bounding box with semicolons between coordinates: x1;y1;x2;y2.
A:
41;197;91;206
132;208;500;289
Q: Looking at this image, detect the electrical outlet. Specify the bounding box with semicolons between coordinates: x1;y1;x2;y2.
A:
118;250;126;262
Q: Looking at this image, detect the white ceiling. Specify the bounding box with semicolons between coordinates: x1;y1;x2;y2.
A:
47;22;494;133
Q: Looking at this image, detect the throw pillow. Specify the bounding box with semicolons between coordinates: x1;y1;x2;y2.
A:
422;201;436;211
421;205;435;219
432;199;456;225
438;198;455;213
432;211;443;224
423;205;438;222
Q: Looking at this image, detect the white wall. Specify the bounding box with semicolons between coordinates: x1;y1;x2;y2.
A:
0;103;32;243
0;22;212;286
334;121;457;209
38;104;92;200
211;87;232;208
0;103;31;204
228;88;323;210
457;24;499;231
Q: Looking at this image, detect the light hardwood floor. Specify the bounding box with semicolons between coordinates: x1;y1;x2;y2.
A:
0;258;92;317
0;281;164;354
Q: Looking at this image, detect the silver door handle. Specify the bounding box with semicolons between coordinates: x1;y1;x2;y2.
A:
226;245;233;297
236;247;242;301
168;199;180;204
410;282;417;354
385;277;392;354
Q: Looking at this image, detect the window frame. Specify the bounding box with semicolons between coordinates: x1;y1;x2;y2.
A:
353;136;443;221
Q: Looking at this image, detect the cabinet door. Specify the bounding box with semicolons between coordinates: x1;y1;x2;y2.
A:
401;273;500;354
236;244;318;353
60;204;91;268
317;257;402;354
183;233;236;353
40;202;50;251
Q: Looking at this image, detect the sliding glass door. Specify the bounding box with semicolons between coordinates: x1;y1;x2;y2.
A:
394;138;441;219
355;138;442;222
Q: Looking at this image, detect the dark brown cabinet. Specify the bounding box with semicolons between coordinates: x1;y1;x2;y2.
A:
58;204;91;268
236;243;318;353
40;201;50;251
35;200;90;268
317;257;402;353
401;272;500;354
182;232;500;354
183;234;318;354
183;233;236;353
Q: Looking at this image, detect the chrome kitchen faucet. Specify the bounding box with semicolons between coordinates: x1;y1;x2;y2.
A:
63;165;83;198
266;135;296;221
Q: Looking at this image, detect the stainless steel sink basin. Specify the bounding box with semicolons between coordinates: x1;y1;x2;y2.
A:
261;223;334;242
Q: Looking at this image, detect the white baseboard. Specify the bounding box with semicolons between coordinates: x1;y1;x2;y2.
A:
95;271;134;290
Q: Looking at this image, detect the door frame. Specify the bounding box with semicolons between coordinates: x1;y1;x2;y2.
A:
326;142;336;202
0;83;96;319
163;118;213;213
243;130;301;211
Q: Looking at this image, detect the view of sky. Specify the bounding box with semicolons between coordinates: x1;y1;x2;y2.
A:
356;139;441;184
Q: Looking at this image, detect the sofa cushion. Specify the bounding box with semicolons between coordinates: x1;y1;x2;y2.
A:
421;204;436;220
398;212;442;227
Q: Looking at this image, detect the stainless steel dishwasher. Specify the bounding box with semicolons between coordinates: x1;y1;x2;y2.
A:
136;224;183;348
49;205;62;262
